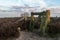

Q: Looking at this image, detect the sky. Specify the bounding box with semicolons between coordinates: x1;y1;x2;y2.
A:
0;0;60;9
0;0;60;17
0;0;59;5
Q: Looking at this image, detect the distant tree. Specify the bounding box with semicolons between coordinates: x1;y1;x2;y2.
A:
24;12;29;17
21;13;24;17
21;12;29;17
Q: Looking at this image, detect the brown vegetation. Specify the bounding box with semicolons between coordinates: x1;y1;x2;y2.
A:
46;17;60;37
0;17;60;38
0;17;20;39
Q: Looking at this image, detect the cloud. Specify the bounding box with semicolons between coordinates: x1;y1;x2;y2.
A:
0;0;59;9
0;0;48;11
22;0;48;11
0;0;60;17
38;0;47;8
22;0;47;7
0;0;24;6
23;0;34;3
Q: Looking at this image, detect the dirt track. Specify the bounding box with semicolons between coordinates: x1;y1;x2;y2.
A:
0;26;60;40
16;31;60;40
16;31;41;40
1;31;60;40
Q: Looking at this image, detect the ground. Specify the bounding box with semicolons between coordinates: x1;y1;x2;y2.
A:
16;31;60;40
0;31;60;40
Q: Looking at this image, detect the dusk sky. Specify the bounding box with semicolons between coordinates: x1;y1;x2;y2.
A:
0;0;60;17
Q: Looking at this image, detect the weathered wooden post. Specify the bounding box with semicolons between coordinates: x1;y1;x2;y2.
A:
39;10;50;35
30;12;34;31
31;13;34;21
30;10;50;35
47;10;50;23
38;11;45;35
43;10;50;35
